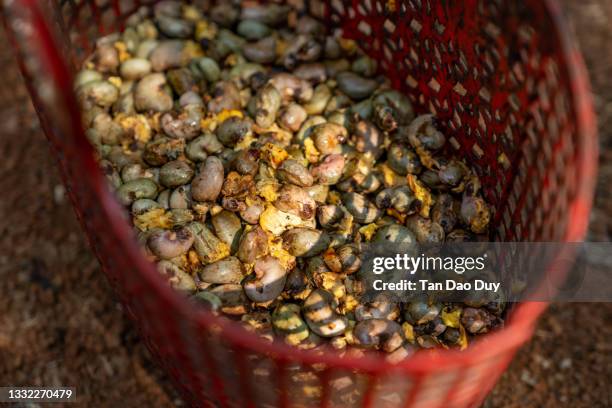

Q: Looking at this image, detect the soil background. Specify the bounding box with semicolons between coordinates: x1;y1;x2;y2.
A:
0;1;610;407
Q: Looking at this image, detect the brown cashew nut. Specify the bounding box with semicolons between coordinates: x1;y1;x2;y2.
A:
211;210;243;250
316;204;344;229
278;103;308;132
243;37;277;64
354;319;405;353
294;62;327;84
243;256;288;303
191;156;224;202
355;294;400;321
269;73;313;103
160;105;203;140
311;123;347;155
322;245;361;274
342;192;382;224
236;226;269;263
282;228;330;257
276;159;314;187
253;83;282;128
134;73;173;112
198;256;245;284
274;184;316;220
157;260;197;293
310;154;345;185
147;227;194;259
302;289;347;337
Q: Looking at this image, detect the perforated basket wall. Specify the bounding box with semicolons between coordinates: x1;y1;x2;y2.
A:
2;0;597;407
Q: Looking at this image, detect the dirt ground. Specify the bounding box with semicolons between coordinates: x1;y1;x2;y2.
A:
0;2;610;407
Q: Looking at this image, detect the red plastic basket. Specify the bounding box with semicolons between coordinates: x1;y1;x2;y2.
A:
2;0;598;407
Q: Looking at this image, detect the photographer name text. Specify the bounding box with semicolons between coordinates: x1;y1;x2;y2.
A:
372;279;501;292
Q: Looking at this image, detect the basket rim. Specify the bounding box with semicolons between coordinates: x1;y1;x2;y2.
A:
10;0;598;374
